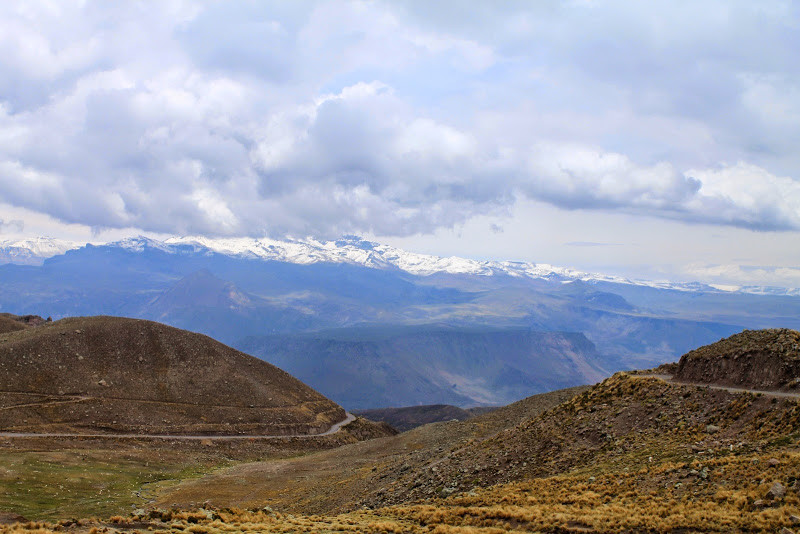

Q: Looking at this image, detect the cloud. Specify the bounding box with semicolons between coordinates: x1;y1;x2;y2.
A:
0;218;23;233
685;163;800;230
565;242;622;248
521;144;700;211
683;263;800;289
0;1;797;239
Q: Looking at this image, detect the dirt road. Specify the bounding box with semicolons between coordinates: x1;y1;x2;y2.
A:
0;412;356;440
635;373;800;399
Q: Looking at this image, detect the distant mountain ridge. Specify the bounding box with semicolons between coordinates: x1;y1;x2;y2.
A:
2;235;798;297
0;237;82;266
2;234;799;409
239;326;611;408
353;404;490;432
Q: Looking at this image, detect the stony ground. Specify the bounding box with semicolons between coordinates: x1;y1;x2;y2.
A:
5;357;800;532
5;450;800;533
151;386;590;515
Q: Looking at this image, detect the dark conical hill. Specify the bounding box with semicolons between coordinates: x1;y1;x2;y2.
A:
0;316;345;435
675;328;800;390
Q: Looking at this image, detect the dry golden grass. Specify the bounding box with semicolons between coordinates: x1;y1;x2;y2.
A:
4;450;800;533
5;374;800;532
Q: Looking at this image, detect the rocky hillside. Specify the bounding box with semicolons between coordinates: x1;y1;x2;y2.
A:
675;328;800;390
151;385;591;514
37;370;800;533
7;358;800;532
0;316;347;435
345;372;800;509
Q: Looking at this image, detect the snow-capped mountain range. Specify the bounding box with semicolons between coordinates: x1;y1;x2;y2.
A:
0;237;83;266
1;235;798;297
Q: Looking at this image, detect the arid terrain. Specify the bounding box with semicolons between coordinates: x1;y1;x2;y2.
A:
3;325;800;532
0;314;393;521
0;315;352;436
676;328;800;391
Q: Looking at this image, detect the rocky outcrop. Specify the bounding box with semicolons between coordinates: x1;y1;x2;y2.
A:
674;329;800;390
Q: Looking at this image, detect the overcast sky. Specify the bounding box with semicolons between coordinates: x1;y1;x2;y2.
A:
1;1;799;287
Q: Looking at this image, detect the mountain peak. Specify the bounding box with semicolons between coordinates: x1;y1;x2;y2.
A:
334;235;376;250
1;234;799;297
114;235;174;252
0;237;82;266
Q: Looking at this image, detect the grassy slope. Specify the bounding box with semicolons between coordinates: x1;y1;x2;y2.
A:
0;448;219;521
150;386;590;515
0;418;392;522
5;373;800;531
130;374;800;533
30;452;795;533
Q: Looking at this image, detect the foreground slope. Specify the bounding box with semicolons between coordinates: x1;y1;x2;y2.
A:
6;329;800;532
0;316;346;435
152;385;590;514
140;329;800;532
8;371;800;532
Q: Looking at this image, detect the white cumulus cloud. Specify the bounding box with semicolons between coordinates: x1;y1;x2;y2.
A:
0;0;797;239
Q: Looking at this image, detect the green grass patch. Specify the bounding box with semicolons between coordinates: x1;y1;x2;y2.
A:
0;449;225;521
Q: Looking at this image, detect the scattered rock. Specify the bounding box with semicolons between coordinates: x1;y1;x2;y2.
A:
768;458;781;467
706;424;720;434
780;528;794;534
791;515;800;525
98;379;108;387
766;481;786;501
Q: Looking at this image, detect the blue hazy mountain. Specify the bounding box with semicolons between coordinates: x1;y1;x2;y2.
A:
237;326;607;408
1;235;798;407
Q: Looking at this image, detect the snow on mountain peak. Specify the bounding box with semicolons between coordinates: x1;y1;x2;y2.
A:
0;237;82;265
1;234;799;297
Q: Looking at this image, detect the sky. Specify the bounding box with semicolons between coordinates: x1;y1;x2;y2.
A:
0;1;799;287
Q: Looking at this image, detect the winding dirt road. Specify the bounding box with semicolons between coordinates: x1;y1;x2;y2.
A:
0;412;356;441
635;373;800;399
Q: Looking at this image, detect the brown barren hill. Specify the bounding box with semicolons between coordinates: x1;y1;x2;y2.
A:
0;316;346;435
674;328;800;390
0;313;48;334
